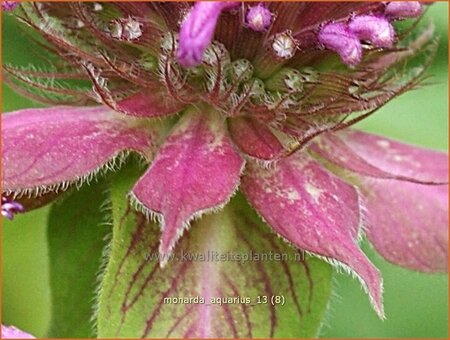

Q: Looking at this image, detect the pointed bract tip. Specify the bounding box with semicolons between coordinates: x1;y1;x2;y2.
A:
318;22;362;66
246;4;272;32
349;15;395;48
158;242;175;269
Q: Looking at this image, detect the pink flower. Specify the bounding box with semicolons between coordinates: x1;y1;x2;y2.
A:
2;1;448;319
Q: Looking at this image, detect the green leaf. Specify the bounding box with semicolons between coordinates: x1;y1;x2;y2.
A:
97;162;332;338
47;180;110;338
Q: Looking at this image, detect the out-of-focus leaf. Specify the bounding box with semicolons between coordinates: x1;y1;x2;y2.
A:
47;180;110;338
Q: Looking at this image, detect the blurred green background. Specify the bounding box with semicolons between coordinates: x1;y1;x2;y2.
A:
2;3;448;338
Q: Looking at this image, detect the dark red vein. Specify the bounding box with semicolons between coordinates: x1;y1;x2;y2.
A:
235;227;277;338
222;272;252;338
141;262;190;338
263;233;304;318
165;304;196;338
299;257;314;312
108;208;144;301
218;288;239;338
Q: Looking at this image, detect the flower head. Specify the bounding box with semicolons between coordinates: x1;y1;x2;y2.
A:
246;3;273;32
2;1;448;322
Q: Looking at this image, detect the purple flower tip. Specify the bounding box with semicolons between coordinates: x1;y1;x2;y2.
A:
349;15;395;48
246;4;272;32
177;2;237;68
384;1;424;19
2;196;24;220
1;1;18;11
318;22;362;66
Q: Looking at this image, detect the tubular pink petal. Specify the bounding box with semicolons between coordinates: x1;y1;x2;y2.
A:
131;107;245;259
349;15;395;48
1;325;35;339
363;180;448;272
177;1;238;68
2;106;156;194
246;3;273;32
318;22;362;66
385;1;424;19
241;154;384;317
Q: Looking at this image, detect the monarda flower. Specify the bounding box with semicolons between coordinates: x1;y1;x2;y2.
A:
2;1;448;338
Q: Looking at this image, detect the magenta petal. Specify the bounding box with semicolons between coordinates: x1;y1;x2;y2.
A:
2;106;154;193
228;116;284;160
242;154;384;316
115;87;185;118
1;325;35;339
132;108;245;258
313;130;448;184
363;179;448;272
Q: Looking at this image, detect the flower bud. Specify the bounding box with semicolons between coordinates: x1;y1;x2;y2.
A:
246;4;273;32
318;22;362;66
385;1;423;18
349;15;395;48
110;18;143;41
272;31;297;59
